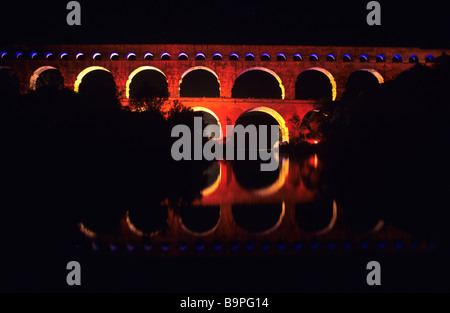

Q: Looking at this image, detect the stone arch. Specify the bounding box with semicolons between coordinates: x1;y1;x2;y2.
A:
179;66;220;97
126;66;168;99
74;66;112;93
243;106;289;143
295;67;337;101
346;68;384;96
29;66;64;91
232;67;285;100
192;106;223;139
232;202;285;234
180;205;221;236
295;200;337;235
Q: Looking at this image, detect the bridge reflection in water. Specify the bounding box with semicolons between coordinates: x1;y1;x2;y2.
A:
79;154;421;256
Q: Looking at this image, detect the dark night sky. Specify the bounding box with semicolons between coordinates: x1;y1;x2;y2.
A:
1;0;448;47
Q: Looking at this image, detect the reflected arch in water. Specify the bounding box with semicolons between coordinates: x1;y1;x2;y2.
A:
201;161;222;196
232;157;289;196
299;153;326;192
29;66;64;91
180;205;221;236
232;202;285;234
125;206;169;237
344;198;385;233
295;199;337;235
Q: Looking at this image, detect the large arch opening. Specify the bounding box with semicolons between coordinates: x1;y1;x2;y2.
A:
345;68;384;96
232;202;285;234
126;66;169;99
179;67;220;97
74;66;117;106
295;67;336;101
193;107;222;139
0;67;20;97
180;205;221;236
232;67;285;99
29;66;64;91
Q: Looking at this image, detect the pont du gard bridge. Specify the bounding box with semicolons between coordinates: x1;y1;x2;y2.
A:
1;43;448;142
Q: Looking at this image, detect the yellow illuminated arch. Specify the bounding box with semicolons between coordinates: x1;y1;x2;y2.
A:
310;200;338;235
252;202;286;235
235;67;285;100
74;66;111;93
125;210;161;238
179;66;221;96
357;68;384;84
252;156;289;197
126;66;167;98
180;206;221;236
201;162;222;197
300;67;337;101
193;106;223;139
245;106;289;143
29;66;58;91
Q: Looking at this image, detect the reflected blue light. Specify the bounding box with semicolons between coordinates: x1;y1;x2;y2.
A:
311;243;319;250
92;242;99;251
161;243;170;251
127;243;135;251
294;242;302;250
328;242;336;250
261;243;271;251
378;241;386;249
361;242;369;250
246;243;255;250
144;244;153;251
109;244;118;252
278;243;287;251
427;242;435;249
1;52;7;59
230;242;240;250
196;243;206;251
395;241;403;249
213;243;222;251
15;52;23;59
178;242;188;251
30;52;38;59
411;242;418;249
344;243;352;250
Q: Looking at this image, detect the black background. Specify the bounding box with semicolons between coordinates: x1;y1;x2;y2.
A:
1;0;449;305
1;0;448;47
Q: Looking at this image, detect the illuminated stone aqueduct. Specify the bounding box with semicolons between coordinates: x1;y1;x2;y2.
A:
1;44;448;141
